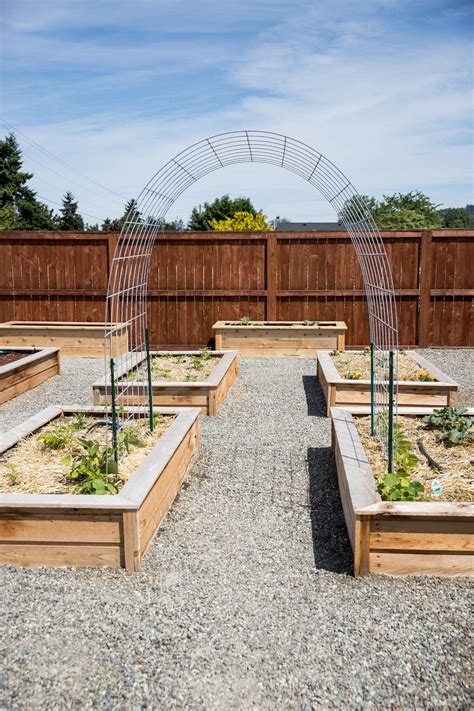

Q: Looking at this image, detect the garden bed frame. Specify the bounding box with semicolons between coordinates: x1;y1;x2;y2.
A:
0;347;60;404
318;351;458;416
0;321;128;357
92;350;238;416
213;320;346;357
0;405;200;572
331;406;473;577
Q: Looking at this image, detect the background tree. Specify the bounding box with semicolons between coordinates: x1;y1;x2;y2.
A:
338;195;377;224
373;191;441;229
339;191;441;229
57;191;84;230
0;132;55;229
101;198;142;232
188;194;257;230
439;207;470;227
209;211;271;231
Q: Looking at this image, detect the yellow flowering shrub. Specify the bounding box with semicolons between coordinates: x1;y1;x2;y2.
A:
209;211;271;231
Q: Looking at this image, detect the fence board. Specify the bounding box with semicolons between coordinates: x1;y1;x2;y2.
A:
0;230;472;348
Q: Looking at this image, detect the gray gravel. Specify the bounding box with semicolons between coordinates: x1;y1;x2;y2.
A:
1;352;472;709
415;349;474;406
0;358;104;432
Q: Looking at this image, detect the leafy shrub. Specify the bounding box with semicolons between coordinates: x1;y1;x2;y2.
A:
422;407;473;446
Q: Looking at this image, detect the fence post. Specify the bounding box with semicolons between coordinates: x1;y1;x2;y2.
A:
266;233;278;321
418;229;432;347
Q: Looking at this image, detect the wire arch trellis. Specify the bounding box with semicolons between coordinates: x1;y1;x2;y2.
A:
104;130;398;468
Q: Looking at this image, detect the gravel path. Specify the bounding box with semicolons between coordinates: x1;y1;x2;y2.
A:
1;352;472;709
415;349;474;406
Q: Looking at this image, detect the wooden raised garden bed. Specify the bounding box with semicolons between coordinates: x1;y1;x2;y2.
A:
318;350;458;416
331;406;473;577
92;350;238;416
0;405;200;571
0;321;128;357
0;347;60;404
213;320;347;357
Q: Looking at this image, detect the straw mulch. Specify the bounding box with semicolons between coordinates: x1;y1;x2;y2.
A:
356;415;473;502
331;350;434;381
0;415;174;495
131;353;218;382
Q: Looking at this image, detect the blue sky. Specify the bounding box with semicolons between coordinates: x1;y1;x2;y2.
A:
1;0;473;224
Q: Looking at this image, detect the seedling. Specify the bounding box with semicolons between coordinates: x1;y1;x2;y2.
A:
238;316;251;326
5;463;20;485
38;423;74;451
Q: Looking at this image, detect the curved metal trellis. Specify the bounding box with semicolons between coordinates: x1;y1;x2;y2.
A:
105;130;398;464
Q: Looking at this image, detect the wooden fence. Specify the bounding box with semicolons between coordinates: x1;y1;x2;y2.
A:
0;229;472;348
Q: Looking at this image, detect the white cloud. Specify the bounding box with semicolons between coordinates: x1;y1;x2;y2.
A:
2;0;472;223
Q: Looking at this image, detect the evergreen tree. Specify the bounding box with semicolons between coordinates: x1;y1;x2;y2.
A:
57;191;84;230
0;132;56;229
188;194;257;230
440;207;470;228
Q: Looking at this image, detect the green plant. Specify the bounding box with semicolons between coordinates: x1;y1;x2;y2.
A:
345;370;363;380
238;316;251;326
65;439;118;495
174;355;186;364
185;373;198;382
191;356;204;370
38;423;74;451
417;369;436;382
119;426;145;454
302;319;316;326
377;426;424;501
71;413;88;430
4;463;20;485
422;407;473;446
151;412;163;428
199;347;212;360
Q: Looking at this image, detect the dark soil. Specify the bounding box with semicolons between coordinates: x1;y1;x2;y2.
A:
0;350;32;366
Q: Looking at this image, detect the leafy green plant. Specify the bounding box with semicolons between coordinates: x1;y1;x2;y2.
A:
377;426;425;501
119;426;145;454
185;373;198;382
38;423;74;451
191;356;204;370
4;463;20;485
238;316;250;326
302;319;317;326
422;407;473;446
417;369;436;382
199;347;212;360
70;413;88;430
65;439;118;495
174;355;186;364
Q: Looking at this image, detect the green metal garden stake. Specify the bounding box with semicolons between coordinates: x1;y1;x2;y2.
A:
387;349;394;474
370;342;375;436
145;327;154;432
109;357;119;465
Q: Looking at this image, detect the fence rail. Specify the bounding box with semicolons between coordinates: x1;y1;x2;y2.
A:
0;229;472;348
